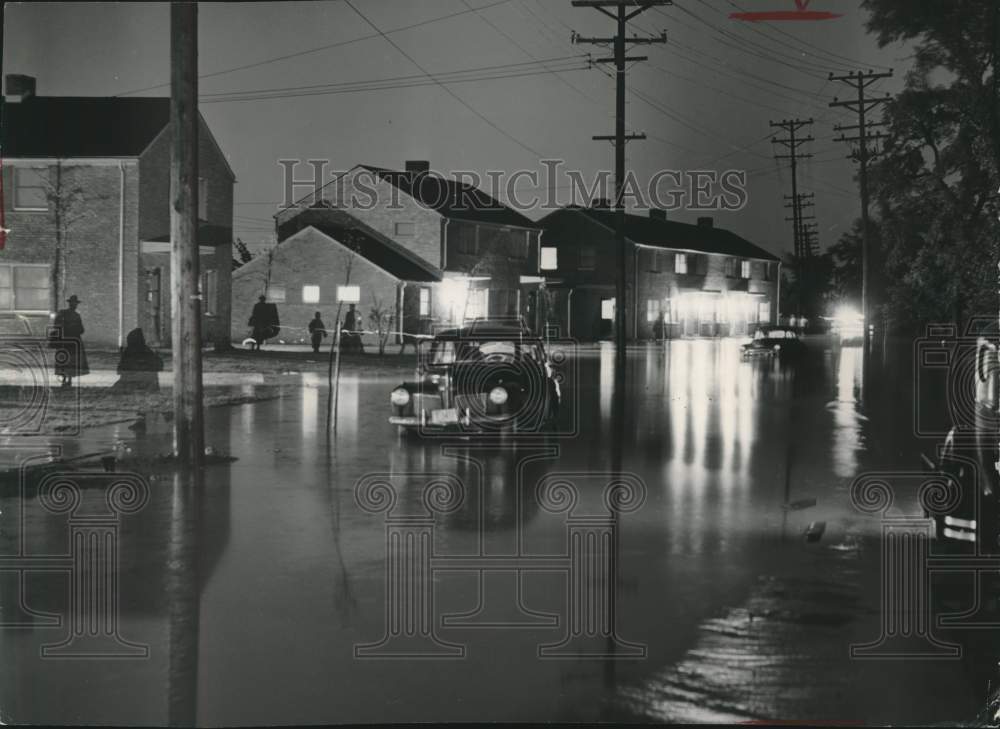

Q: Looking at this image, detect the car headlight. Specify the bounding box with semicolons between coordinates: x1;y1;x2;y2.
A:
488;386;508;405
390;387;410;406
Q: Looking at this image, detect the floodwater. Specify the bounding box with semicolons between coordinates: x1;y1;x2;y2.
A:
0;338;991;724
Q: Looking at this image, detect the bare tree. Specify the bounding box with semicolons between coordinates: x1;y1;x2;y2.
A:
43;162;106;310
368;293;395;356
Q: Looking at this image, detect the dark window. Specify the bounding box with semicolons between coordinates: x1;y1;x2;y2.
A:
453;224;477;255
695;254;709;275
725;258;738;278
579;245;596;270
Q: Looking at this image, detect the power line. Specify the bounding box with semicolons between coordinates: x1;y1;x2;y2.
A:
115;0;517;96
199;57;588;103
344;0;546;159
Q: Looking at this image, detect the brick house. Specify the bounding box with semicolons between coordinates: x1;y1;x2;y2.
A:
273;161;547;337
231;220;441;349
538;206;781;341
0;76;235;348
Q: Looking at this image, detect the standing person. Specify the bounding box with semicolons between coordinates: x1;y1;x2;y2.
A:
308;311;327;354
50;294;90;388
248;295;280;351
342;303;364;354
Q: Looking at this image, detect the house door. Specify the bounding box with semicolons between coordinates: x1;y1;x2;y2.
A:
143;268;163;345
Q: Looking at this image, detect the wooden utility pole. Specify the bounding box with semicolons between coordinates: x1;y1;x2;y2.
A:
572;0;669;369
170;2;204;465
771;118;814;319
829;70;892;357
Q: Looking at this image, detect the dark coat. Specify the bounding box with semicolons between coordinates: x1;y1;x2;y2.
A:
50;307;90;377
112;328;163;392
249;302;280;343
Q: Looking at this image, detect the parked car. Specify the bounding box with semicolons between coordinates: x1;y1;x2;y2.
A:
388;323;561;434
741;327;806;359
922;336;1000;550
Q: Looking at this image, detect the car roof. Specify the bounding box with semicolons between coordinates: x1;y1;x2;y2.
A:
433;321;540;341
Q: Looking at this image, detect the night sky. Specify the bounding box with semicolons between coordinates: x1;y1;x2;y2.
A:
3;1;907;255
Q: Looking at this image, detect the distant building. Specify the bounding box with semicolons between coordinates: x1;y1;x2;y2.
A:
231;221;441;349
538;206;781;341
0;75;235;347
273;161;547;339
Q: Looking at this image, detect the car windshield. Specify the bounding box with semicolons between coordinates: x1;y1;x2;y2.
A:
427;339;544;366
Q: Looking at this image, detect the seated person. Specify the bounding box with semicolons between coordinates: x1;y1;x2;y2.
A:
112;328;164;392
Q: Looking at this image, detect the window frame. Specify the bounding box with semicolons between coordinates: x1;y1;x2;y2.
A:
741;259;752;279
13;167;49;211
0;263;51;313
419;287;431;317
578;244;596;270
674;253;688;275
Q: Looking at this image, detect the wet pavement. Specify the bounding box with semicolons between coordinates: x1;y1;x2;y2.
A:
0;338;993;724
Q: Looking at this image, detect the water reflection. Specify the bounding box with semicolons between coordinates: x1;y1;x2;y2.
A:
830;345;864;478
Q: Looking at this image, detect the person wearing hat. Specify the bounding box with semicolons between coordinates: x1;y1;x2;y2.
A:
50;294;90;388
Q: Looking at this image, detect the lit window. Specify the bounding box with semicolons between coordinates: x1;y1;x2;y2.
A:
674;253;688;275
741;260;751;279
268;285;286;303
198;177;208;220
601;298;615;320
758;301;771;323
466;288;488;320
419;287;431;317
394;221;416;237
13;168;48;210
579;245;596;270
646;299;661;322
302;285;321;304
540;247;558;270
200;269;217;315
0;264;50;311
336;285;360;303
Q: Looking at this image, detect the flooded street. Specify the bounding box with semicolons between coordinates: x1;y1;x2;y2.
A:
0;339;989;724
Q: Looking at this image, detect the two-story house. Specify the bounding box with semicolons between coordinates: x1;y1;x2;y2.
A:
539;205;781;341
271;161;546;339
1;75;235;348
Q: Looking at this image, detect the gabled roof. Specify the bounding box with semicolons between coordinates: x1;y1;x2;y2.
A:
3;97;235;179
276;207;442;283
3;97;171;158
544;206;780;262
359;165;540;230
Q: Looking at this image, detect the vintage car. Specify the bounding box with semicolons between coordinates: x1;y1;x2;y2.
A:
388;323;561;434
740;327;806;359
921;336;1000;550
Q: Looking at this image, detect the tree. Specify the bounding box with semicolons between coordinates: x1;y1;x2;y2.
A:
368;294;395;356
862;0;1000;331
42;162;105;310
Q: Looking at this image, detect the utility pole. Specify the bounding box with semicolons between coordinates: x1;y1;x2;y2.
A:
572;0;669;368
829;69;892;357
170;2;204;467
783;193;815;259
771;118;813;316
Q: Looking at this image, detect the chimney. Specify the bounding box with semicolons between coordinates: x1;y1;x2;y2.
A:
5;74;36;101
649;209;667;221
697;216;714;228
405;160;430;176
